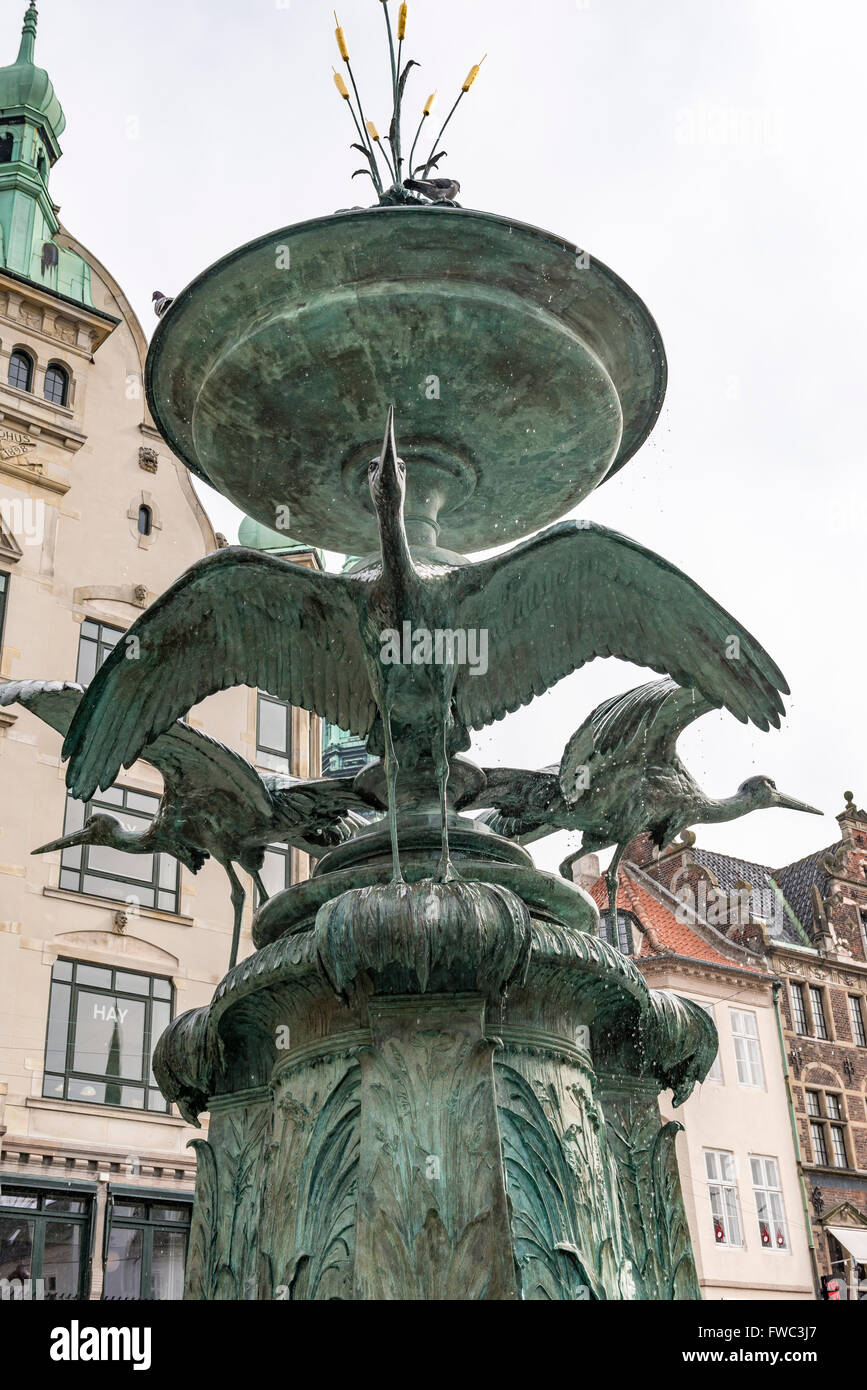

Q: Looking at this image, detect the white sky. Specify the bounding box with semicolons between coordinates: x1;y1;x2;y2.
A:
25;0;867;874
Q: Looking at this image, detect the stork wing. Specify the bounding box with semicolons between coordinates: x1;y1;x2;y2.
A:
63;549;376;802
145;724;273;821
0;679;84;735
1;678;275;820
559;679;720;802
450;522;787;733
263;773;378;832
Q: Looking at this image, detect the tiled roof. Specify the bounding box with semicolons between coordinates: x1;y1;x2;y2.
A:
772;844;838;940
590;870;766;973
687;848;811;947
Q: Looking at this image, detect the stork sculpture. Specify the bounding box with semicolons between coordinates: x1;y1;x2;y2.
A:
2;681;366;968
62;410;790;885
471;678;821;921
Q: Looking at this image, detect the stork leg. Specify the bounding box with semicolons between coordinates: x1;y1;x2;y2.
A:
224;861;247;970
253;871;270;905
381;703;404;884
605;844;626;937
433;719;458;883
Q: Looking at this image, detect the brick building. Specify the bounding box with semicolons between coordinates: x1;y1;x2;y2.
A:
626;794;867;1299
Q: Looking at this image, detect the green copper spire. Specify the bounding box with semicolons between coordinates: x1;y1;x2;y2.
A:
17;3;38;65
0;2;92;305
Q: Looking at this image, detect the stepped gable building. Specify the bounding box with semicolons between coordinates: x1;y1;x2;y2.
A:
0;5;319;1300
576;859;815;1300
631;796;867;1299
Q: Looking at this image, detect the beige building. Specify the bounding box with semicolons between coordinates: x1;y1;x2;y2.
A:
0;5;318;1300
581;859;816;1300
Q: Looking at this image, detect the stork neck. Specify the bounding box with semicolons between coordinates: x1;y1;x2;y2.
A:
703;791;756;824
375;494;416;584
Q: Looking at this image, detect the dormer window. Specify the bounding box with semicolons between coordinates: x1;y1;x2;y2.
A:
8;349;33;392
44;361;68;405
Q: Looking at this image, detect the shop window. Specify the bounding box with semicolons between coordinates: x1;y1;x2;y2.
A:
42;958;173;1113
0;1184;92;1299
103;1197;190;1301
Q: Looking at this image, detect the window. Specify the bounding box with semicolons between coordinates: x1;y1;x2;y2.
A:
849;996;867;1047
0;131;12;162
256;691;291;772
76;618;122;686
137;504;152;537
103;1198;190;1301
693;1000;723;1083
8;349;33;392
56;784;179;912
731;1009;764;1087
598;910;633;955
810;1121;829;1165
806;1090;850;1169
0;1184;92;1300
255;842;291;906
789;982;808;1035
43;362;69;406
42;958;172;1113
705;1150;743;1247
0;572;8;646
750;1157;789;1251
808;986;829;1040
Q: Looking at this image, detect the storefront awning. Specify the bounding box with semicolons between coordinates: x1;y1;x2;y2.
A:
827;1226;867;1263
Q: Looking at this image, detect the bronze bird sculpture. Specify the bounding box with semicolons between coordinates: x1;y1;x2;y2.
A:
472;678;821;921
2;681;365;968
62;409;790;885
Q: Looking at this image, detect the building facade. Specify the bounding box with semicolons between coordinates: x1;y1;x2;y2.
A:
631;797;867;1301
0;5;319;1301
578;858;816;1300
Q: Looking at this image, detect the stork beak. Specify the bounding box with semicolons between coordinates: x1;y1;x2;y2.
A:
378;405;400;482
773;791;823;816
32;826;91;855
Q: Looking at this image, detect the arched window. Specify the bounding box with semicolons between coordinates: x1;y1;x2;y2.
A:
44;362;69;405
8;349;33;392
137;504;153;537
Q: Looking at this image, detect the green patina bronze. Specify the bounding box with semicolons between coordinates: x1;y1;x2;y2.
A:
28;1;813;1301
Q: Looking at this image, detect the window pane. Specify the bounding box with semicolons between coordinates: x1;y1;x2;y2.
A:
150;1206;190;1224
830;1128;847;1168
52;960;73;982
0;1193;37;1208
68;1078;106;1104
258;697;288;754
790;983;808;1034
76;965;112;989
103;1226;143;1300
75;639;97;687
808;987;828;1039
806;1090;820;1116
43;1197;86;1214
45;982;70;1073
42;1073;64;1098
261;846;289;899
72;992;146;1082
849;996;867;1047
152;979;171;1000
113;1203;146;1218
42;1220;82;1300
126;791;158;814
114;972;150;995
0;1214;35;1281
810;1122;828;1165
825;1093;842;1120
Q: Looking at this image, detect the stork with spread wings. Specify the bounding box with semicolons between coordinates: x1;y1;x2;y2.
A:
61;412;788;886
